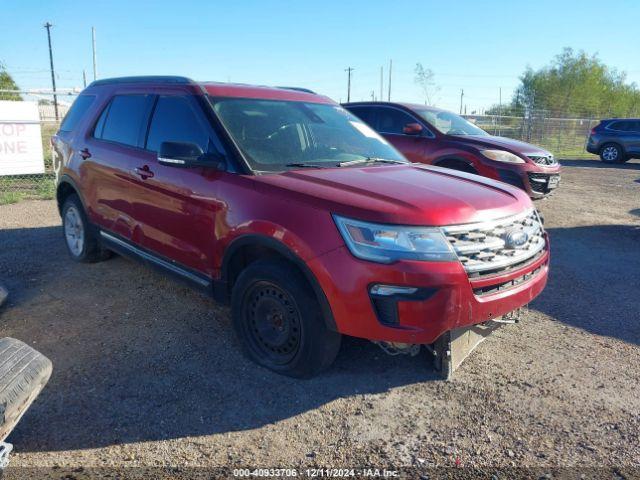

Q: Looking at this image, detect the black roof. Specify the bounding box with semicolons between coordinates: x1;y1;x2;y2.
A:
88;76;195;87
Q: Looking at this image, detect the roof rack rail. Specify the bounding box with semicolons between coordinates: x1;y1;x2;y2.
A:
88;76;194;87
276;86;317;94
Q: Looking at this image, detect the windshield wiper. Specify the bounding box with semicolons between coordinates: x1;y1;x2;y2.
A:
337;157;407;167
285;162;335;169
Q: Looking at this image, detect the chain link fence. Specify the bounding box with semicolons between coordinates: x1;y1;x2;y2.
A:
462;109;597;159
0;91;75;205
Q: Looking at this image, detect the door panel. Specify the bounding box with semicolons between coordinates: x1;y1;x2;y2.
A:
80;93;154;239
131;91;227;276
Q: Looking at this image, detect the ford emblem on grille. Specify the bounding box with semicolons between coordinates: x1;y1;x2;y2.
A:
504;229;529;248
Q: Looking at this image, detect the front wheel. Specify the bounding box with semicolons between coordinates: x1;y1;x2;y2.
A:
600;143;624;163
231;260;341;378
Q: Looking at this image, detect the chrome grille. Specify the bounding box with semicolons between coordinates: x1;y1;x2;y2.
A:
527;154;557;166
441;209;546;276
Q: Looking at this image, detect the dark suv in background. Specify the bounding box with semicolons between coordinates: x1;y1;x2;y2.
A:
343;102;561;199
586;118;640;163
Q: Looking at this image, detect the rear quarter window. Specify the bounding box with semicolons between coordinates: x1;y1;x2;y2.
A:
608;121;631;132
94;94;152;147
59;95;96;132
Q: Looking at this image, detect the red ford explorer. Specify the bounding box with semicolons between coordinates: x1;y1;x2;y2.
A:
52;77;549;378
343;102;561;198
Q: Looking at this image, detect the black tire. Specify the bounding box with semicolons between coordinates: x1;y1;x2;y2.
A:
61;194;111;263
599;143;625;163
0;338;52;442
231;260;341;378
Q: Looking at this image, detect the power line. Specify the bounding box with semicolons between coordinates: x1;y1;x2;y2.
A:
43;22;59;121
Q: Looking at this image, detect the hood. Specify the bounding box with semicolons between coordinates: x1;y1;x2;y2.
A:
452;135;550;156
253;164;532;226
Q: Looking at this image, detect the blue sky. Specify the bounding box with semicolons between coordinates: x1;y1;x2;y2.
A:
2;0;639;112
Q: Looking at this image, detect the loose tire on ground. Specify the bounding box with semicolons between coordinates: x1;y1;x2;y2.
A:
61;194;111;263
599;143;625;163
231;259;341;378
0;338;52;443
0;285;7;310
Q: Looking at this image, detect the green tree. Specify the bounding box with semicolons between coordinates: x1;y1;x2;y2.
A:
504;48;640;117
0;62;22;100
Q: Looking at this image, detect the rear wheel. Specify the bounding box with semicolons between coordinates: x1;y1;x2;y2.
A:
231;260;341;378
600;143;624;163
61;194;111;263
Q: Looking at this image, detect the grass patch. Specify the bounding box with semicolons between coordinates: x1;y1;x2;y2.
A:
0;191;25;205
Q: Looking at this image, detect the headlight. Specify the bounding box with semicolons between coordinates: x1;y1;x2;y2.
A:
333;215;456;264
480;149;525;164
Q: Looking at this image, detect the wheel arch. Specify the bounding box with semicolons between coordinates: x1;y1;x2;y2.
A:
220;234;337;331
56;175;86;215
433;155;479;174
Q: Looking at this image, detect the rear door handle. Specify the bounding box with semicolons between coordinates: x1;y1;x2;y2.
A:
134;166;154;179
79;148;91;160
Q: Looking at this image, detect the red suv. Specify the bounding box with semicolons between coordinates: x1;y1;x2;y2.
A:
343;102;561;198
53;77;549;378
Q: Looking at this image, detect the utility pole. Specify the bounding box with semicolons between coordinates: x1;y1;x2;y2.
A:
459;89;464;115
82;70;87;88
387;60;392;101
92;27;98;80
379;66;383;102
498;87;502;135
371;90;375;101
345;67;354;102
44;22;59;121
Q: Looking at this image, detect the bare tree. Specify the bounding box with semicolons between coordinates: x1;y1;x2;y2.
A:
414;63;440;106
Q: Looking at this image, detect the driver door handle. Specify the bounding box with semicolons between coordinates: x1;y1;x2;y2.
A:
134;166;154;179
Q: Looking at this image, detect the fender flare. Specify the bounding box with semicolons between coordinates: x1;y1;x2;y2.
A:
56;174;87;213
221;234;337;331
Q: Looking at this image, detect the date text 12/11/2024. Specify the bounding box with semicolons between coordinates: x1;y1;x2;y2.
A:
233;468;399;477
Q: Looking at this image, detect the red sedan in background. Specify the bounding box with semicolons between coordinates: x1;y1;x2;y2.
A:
344;102;561;199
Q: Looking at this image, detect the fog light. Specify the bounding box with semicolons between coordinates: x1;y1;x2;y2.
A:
370;285;418;296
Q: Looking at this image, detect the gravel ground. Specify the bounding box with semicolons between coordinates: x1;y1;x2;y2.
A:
0;157;638;478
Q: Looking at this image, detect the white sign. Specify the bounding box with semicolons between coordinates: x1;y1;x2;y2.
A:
0;101;45;176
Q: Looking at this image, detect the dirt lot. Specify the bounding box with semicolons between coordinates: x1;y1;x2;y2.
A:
0;158;639;477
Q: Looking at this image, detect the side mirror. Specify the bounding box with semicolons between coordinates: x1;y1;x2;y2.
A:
158;141;225;170
403;122;423;135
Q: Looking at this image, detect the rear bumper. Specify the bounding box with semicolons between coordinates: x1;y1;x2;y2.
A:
307;241;550;344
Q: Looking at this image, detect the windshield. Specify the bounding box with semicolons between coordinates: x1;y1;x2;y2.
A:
415;109;489;136
211;97;406;171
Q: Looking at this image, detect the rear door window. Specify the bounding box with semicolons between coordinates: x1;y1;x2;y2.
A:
59;95;95;132
145;96;209;153
95;95;152;147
